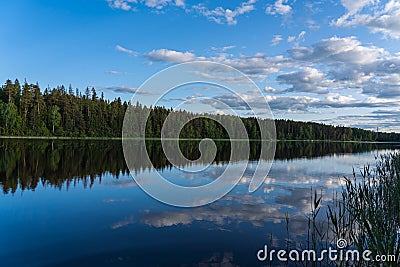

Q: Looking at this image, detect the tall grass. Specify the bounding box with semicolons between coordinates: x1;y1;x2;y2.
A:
327;153;400;266
281;152;400;266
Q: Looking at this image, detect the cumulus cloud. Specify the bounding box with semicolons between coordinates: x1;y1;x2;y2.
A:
143;35;400;118
202;90;396;115
144;49;288;78
288;36;386;65
338;0;375;16
264;94;395;114
278;67;333;94
286;36;400;99
145;49;198;63
216;54;289;77
364;73;400;97
266;95;320;112
333;0;400;39
197;92;320;114
266;0;292;15
143;36;400;98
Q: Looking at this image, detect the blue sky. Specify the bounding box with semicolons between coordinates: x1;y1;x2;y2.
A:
1;0;400;131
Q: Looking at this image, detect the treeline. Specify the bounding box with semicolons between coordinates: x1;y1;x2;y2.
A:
0;79;126;136
0;79;399;141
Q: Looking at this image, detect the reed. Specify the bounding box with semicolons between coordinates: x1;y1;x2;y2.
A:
328;153;400;266
280;152;400;266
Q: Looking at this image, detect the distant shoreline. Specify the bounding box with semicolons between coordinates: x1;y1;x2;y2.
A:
1;136;400;144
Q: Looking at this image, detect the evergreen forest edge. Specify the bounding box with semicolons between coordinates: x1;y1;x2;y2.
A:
1;79;399;142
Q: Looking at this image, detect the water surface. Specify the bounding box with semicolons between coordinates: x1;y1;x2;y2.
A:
1;140;398;266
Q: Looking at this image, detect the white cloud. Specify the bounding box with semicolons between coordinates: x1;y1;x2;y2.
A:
329;109;400;132
325;93;355;104
333;0;400;39
264;94;394;113
144;36;400;113
267;95;320;112
111;216;135;229
101;85;152;95
144;49;289;79
297;31;306;42
141;194;291;228
339;0;375;15
143;0;175;9
271;35;283;46
107;0;137;11
174;0;185;7
278;67;333;94
289;36;386;65
287;36;296;42
192;0;256;25
107;0;185;10
145;49;197;63
105;70;129;75
266;0;292;15
287;30;306;45
217;54;288;78
364;73;400;98
211;45;236;52
306;19;320;30
107;0;257;25
264;86;277;94
115;45;138;56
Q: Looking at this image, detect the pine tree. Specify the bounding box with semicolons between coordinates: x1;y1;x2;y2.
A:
20;82;33;130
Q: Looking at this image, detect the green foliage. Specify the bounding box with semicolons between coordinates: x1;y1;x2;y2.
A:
328;154;400;266
48;105;61;134
0;102;22;135
284;154;400;266
0;80;128;137
0;79;399;141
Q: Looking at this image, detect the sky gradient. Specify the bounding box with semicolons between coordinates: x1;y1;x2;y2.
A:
1;0;400;131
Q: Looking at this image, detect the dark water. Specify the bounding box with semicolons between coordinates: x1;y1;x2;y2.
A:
1;139;399;266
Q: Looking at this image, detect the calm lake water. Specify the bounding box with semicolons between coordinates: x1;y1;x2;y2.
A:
1;139;399;266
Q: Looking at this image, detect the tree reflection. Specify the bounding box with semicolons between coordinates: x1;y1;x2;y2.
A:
0;139;395;194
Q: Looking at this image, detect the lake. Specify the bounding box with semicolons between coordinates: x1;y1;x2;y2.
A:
1;139;399;266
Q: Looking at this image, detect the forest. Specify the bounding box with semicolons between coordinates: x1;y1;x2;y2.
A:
1;79;399;141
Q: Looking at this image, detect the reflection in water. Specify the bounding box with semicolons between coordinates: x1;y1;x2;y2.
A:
140;195;283;228
0;139;397;194
0;140;128;194
1;139;399;266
